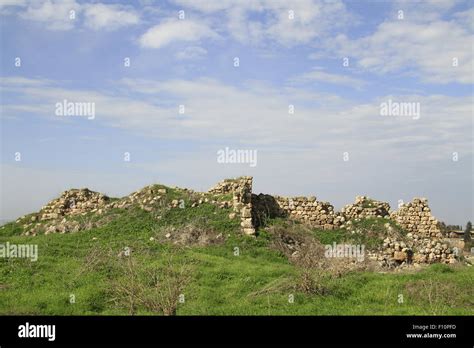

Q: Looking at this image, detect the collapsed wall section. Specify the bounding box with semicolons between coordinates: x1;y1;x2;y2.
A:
341;196;390;220
39;188;109;221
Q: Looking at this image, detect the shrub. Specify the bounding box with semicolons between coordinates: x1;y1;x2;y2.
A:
110;248;192;315
464;221;472;251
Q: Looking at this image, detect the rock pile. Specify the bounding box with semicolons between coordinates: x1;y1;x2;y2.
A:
39;188;109;220
366;221;455;267
372;236;414;267
374;237;455;267
108;185;167;211
14;189;111;236
390;198;443;238
209;178;245;195
341;196;390;220
407;233;456;264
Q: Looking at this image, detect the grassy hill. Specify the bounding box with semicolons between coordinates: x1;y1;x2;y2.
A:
0;184;473;315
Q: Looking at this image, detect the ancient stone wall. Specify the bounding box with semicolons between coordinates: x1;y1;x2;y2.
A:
252;195;391;230
390;198;442;238
14;175;458;266
33;180;447;242
208;177;249;195
210;180;346;231
30;178;447;240
209;176;255;235
272;196;345;230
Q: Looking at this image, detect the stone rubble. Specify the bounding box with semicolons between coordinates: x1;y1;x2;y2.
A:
11;176;459;267
369;231;456;268
341;196;390;220
39;188;109;220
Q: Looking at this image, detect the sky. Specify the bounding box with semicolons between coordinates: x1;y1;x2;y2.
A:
0;0;472;226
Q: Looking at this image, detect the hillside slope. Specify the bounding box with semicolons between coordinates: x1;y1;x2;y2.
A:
0;180;473;315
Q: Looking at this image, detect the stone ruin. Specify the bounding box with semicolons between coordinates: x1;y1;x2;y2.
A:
390;198;442;238
209;176;255;235
267;196;345;230
250;194;390;232
108;185;167;211
366;228;456;267
12;175;456;266
38;188;109;221
207;177;455;266
341;196;390;220
14;188;111;235
210;177;445;238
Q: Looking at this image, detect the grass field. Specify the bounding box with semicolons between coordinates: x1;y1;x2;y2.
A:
1;187;473;316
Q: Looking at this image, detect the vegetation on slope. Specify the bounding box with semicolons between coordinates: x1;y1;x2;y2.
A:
0;186;472;315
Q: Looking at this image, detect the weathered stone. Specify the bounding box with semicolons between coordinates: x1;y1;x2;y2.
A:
241;207;252;218
240;219;253;228
393;251;407;261
243;228;256;235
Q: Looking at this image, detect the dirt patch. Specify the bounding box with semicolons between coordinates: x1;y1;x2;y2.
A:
268;223;376;275
157;224;225;247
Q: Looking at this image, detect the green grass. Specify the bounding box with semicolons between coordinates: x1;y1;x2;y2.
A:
0;190;473;316
360;198;376;208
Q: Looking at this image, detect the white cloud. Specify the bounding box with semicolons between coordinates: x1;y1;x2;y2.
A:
139;19;219;49
290;68;367;89
14;1;139;31
171;0;353;46
2;76;471;160
326;6;473;84
19;0;80;31
83;3;140;30
452;7;474;30
175;46;208;60
0;0;26;9
0;76;52;86
392;0;461;22
263;0;351;46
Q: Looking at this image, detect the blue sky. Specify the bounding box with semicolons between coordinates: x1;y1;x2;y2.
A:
0;0;472;225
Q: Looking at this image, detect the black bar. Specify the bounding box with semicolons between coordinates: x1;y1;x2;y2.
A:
0;316;471;346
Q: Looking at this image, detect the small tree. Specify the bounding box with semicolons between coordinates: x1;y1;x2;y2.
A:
464;221;472;251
